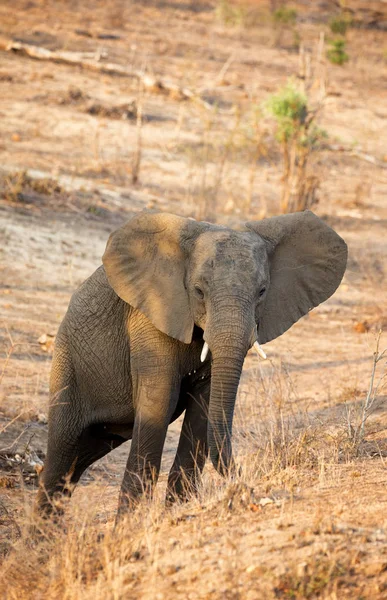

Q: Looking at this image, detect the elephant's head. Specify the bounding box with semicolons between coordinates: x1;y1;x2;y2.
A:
102;211;347;475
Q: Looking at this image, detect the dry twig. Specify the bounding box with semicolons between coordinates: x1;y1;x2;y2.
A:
358;331;387;442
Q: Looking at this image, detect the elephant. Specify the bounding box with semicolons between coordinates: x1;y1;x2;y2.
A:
36;210;347;517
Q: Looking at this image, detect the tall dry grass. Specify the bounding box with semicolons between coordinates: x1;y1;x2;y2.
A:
1;355;372;600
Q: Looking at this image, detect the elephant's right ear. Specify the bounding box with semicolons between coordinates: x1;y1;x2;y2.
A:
103;212;205;344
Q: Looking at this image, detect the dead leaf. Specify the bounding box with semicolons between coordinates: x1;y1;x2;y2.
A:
353;321;369;333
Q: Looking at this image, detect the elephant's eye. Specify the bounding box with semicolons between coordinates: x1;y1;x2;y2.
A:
194;285;204;299
259;287;266;298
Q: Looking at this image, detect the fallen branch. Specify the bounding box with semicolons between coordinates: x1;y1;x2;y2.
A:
327;144;387;169
1;39;213;109
350;151;387;169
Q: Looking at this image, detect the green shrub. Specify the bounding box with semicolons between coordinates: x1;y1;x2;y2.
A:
265;81;327;213
265;83;307;142
215;0;262;28
215;0;246;27
272;6;297;26
329;13;352;35
327;39;349;65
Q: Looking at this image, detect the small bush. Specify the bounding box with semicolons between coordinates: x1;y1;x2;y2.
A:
266;82;327;150
329;13;352;36
272;6;297;26
327;39;349;65
215;0;261;28
265;81;326;213
1;170;63;203
266;83;307;143
271;5;299;49
215;0;246;27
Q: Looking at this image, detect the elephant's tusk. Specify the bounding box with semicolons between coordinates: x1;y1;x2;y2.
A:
253;341;267;360
201;342;209;362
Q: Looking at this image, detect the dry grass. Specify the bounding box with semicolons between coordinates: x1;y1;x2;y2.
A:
2;452;387;598
0;171;63;204
1;0;387;597
2;353;387;598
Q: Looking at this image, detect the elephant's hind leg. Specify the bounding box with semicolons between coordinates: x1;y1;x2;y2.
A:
36;328;81;515
166;376;210;505
37;416;126;516
37;413;82;516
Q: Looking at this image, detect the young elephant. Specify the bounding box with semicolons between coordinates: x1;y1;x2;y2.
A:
37;210;347;516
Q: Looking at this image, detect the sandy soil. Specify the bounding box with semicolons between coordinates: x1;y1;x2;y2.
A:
1;1;387;597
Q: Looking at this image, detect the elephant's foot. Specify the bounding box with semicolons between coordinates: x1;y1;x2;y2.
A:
36;483;72;520
165;469;200;507
115;482;154;525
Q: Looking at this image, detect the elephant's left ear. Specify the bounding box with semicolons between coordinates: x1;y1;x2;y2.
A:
245;210;348;344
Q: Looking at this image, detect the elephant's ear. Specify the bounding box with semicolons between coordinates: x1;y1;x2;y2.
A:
245;210;348;344
103;212;203;344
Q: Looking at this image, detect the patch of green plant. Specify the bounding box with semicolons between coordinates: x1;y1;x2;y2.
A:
215;0;261;28
292;30;301;50
272;6;297;26
86;204;106;217
299;125;328;149
327;39;349;65
265;83;307;143
215;0;246;27
265;81;327;213
329;13;352;35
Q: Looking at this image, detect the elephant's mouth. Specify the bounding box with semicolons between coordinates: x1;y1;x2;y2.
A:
200;339;267;362
183;363;211;386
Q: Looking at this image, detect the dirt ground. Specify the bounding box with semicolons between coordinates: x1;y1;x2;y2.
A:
1;1;387;598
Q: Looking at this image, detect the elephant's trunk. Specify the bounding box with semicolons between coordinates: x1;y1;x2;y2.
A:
205;297;255;475
207;354;244;475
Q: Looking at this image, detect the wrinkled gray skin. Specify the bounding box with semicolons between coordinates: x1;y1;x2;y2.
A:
37;210;347;516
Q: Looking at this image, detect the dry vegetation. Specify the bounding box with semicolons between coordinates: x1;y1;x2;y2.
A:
1;0;387;598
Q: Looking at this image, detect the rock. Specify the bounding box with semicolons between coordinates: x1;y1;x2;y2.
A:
246;564;258;574
259;497;274;507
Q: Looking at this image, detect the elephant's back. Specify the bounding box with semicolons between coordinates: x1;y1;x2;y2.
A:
69;265;127;315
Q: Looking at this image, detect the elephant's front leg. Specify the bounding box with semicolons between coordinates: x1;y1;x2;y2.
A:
166;373;210;505
117;315;181;517
117;380;179;516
